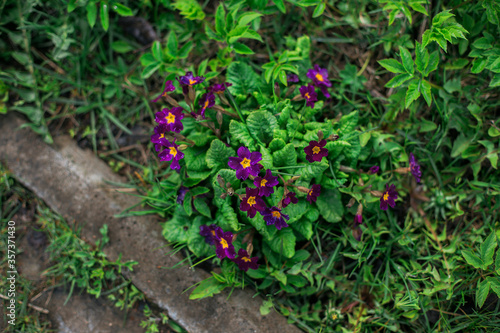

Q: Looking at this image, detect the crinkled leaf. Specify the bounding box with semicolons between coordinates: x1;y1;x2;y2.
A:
229;120;256;150
190;277;226;300
338;111;358;135
187;217;212;257
193;197;211;218
316;188;344;223
206;139;236;170
227;62;260;96
272;143;297;167
247;111;279;145
291;220;313;240
265;228;296;259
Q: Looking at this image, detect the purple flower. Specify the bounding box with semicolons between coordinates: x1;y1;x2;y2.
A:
253;169;279;197
152;80;175;103
209;82;232;94
240;187;267;218
151;124;169;151
306;184;321;204
299;84;318;108
154;107;184;133
354;214;362;224
380;184;398;211
228;147;263;180
177;186;189;204
197;92;215;119
178;71;205;86
158;139;184;170
287;73;299;83
262;206;289;230
232;249;259;272
409;153;422;183
214;228;236;259
304;140;328;163
369;166;380;174
200;224;220;245
307;65;332;98
282;191;298;208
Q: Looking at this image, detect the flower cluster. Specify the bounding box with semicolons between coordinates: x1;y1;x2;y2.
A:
200;224;258;272
151;71;233;170
294;65;332;108
228;146;322;230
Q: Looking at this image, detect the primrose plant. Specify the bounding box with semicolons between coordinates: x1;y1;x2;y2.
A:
148;36;426;299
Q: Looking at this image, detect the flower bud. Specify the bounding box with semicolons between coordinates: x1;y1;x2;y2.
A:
188;85;195;102
346;198;356;208
328;134;339;141
216;111;223;126
246;243;254;256
297;186;309;193
177;144;188;151
166;95;180;107
217;175;226;188
317;130;324;141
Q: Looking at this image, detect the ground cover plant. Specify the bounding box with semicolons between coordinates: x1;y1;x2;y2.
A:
1;0;500;332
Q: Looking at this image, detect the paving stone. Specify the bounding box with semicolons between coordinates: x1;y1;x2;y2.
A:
0;114;302;333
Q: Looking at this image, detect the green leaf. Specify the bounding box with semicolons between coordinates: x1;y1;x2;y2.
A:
378;59;406;74
265;228;296;259
187;217;212;257
488;277;500;300
190;277;226;300
339;111;358;135
385;73;413;88
472;37;492;50
232;42;254;54
471;58;487;74
272;143;297;167
496;250;500;274
432;10;455;26
111;3;133;16
226;62;260;96
260;146;274;169
246;213;276;241
183;192;193;216
424;51;439;77
271;270;287;285
476;279;490;308
194;197;211;218
141;62;161;79
166;32;178;57
100;3;109;31
111;41;133;53
316;188;344;223
152;41;163;61
291;220;313;240
240;30;263;43
489;74;500;88
238;12;263;27
215;4;226;36
405;80;420;109
229;120;256;150
421;80;432;107
295;160;329;181
462;250;484;269
312;2;325;17
184;147;208;171
273;0;286;13
400;47;414;75
172;0;205;20
451;134;471;158
269;138;286;152
162;207;190;243
247;111;279;145
409;2;428;15
67;0;78;12
481;232;497;269
86;2;97;28
206;139;236;170
218;202;240;231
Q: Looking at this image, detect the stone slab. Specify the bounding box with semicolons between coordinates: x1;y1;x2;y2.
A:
0;114;301;333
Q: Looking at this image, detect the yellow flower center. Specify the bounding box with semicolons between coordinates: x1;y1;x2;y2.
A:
305;92;310;99
315;73;324;82
242;256;252;262
240;158;251;168
220;238;228;249
166;113;175;124
204;99;209;108
272;211;281;218
169;147;178;157
383;193;389;201
247;196;256;206
211;230;216;236
312;146;321;154
159;133;164;139
189;79;196;85
308;190;313;196
260;179;267;187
